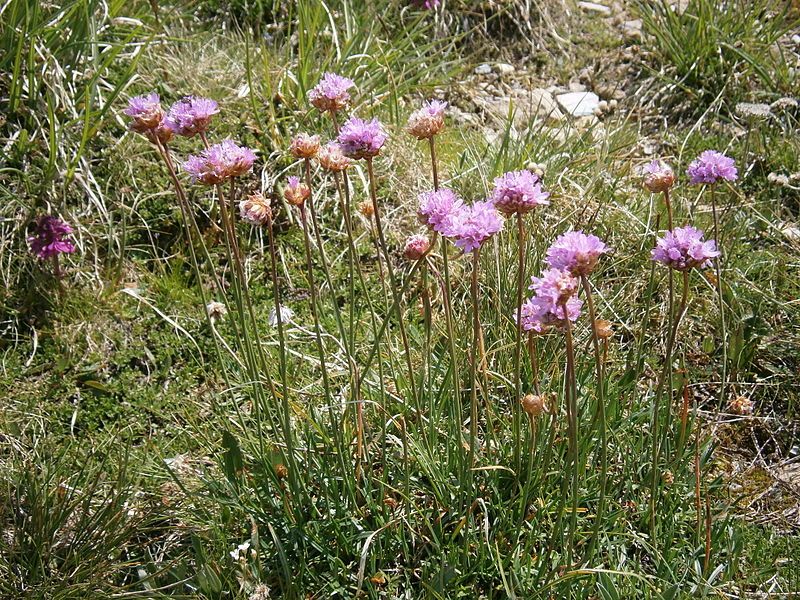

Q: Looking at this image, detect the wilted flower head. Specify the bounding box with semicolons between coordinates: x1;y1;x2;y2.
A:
651;225;720;271
406;100;447;139
687;150;738;184
417;188;463;234
358;200;375;218
317;141;352;172
594;319;614;340
643;160;676;193
337;116;387;159
283;176;310;206
308;72;355;113
490;170;550;216
239;192;272;225
545;230;608;277
165;96;219;137
269;305;294;328
520;393;547;417
403;234;430;260
28;215;76;260
444;200;504;253
249;583;272;600
290;133;321;159
206;301;227;323
734;102;772;120
184;139;256;184
728;396;754;416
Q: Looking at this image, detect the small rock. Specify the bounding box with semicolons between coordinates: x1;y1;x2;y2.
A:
621;19;642;41
792;34;800;46
556;91;600;117
474;63;492;75
568;82;587;93
578;1;611;15
780;223;800;242
495;63;515;75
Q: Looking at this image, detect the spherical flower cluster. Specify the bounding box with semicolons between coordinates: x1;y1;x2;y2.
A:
651;225;720;271
183;139;256;185
290;133;321;159
728;396;754;416
124;92;174;144
417;188;463;234
490;170;550;216
520;393;547;417
308;72;355;113
687;150;738;184
206;301;228;323
403;234;430;260
406;100;447;139
643;160;676;193
545;230;608;277
28;215;76;260
165;96;219;137
337;117;387;159
239;192;272;225
518;268;582;333
317;142;352;172
284;176;310;206
358;200;375;218
444;200;504;253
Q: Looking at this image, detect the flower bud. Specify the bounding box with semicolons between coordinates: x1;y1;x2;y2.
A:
403;234;430;260
594;319;613;339
521;394;546;417
642;160;675;193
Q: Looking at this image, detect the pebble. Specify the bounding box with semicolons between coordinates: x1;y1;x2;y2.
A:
474;64;492;75
556;91;600;117
495;63;515;75
577;1;611;16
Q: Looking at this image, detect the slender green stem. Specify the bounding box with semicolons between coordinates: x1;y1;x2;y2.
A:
513;214;526;479
561;301;579;566
468;248;481;471
710;184;727;407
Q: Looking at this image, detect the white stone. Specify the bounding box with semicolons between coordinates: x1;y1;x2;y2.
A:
474;63;492;75
621;19;642;40
495;63;515;75
556;91;600;117
578;1;611;15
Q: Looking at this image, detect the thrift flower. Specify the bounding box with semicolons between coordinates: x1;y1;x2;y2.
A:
444;200;504;253
651;225;720;271
337;117;386;159
358;200;375;218
417;188;463;234
206;301;227;323
728;396;754;415
308;72;355;113
184;139;256;184
28;215;76;260
165;96;219;137
687;150;738;184
124;92;174;144
239;192;272;225
283;176;310;206
490;170;550;216
521;393;547;417
643;160;676;193
403;234;430;260
317;141;352;172
545;230;608;277
406;100;447;139
290;133;321;159
518;268;582;332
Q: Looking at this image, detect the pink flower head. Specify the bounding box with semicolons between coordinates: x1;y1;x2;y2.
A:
124;92;174;144
643;160;676;193
406;99;447;139
417;188;463;234
317;141;352;172
184;139;256;184
444;200;504;253
239;192;272;226
290;133;321;159
337;116;387;159
490;170;550;216
284;176;310;206
165;96;219;137
687;150;738;184
28;215;76;260
308;72;355;113
518;268;582;332
403;234;431;260
651;225;720;271
545;230;608;277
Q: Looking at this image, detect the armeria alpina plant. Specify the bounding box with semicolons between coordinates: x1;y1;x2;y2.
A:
491;169;550;476
688;150;738;409
28;215;76;292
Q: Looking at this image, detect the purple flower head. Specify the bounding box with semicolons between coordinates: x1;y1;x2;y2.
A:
490;170;550;216
518;268;582;333
643;159;676;193
308;73;355;113
417;188;464;234
28;215;76;260
317;141;352;172
124;92;164;133
165;96;219;137
687;150;738;184
545;230;608;277
651;225;720;271
184;139;256;184
337;116;387;159
529;268;579;305
444;200;504;253
407;99;447;139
